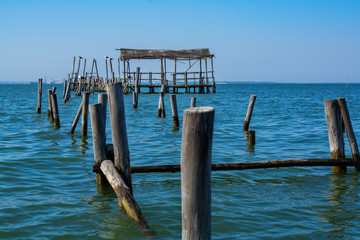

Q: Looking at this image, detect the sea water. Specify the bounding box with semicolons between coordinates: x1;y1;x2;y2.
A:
0;83;360;239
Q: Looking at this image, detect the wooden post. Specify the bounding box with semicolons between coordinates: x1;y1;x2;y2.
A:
100;160;156;237
63;80;67;99
81;92;90;136
324;100;346;174
170;94;179;127
243;95;257;131
64;76;71;103
190;97;196;108
133;67;139;108
51;93;60;128
337;98;360;170
157;91;165;118
90;103;107;183
248;130;255;146
70;102;82;134
98;94;107;132
211;56;216;93
184;72;188;93
199;59;203;93
181;107;214;240
47;89;53;119
107;82;132;193
36;78;42;113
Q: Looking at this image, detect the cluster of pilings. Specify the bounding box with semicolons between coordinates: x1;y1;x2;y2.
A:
36;78;360;239
36;78;61;128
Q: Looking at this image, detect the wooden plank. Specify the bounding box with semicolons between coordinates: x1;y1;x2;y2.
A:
118;48;212;60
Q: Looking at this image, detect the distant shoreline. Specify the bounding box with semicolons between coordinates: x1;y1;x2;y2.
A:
0;81;359;85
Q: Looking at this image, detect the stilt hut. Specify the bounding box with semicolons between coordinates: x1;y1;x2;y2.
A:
116;48;216;94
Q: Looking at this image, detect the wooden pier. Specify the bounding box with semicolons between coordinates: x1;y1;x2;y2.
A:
65;48;216;97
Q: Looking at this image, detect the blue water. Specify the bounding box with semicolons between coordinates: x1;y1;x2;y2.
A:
1;83;360;239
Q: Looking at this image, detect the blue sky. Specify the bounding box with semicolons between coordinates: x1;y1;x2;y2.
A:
0;0;359;83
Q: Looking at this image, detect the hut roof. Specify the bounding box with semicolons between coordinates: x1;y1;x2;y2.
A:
117;48;213;60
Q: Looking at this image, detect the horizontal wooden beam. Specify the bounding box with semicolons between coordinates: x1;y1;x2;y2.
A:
130;158;354;173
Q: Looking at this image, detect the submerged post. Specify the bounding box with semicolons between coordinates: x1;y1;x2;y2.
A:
181;107;214;240
36;78;43;114
324;100;346;174
243;94;257;131
337;98;360;170
51;93;60;128
248;130;255;146
90;103;107;183
170;94;179;127
107;82;132;193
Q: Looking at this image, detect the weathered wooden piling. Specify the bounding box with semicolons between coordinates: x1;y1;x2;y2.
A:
70;102;82;134
98;94;107;131
248;130;255;146
190;97;196;108
47;89;53;120
90;103;107;183
51;93;60;128
81;92;90;136
107;82;132;193
170;94;179;127
243;94;257;131
100;160;156;237
133;67;140;109
324;100;346;174
36;78;42;114
64;77;71;103
181;107;215;240
337;98;360;170
63;80;67;99
157;91;166;118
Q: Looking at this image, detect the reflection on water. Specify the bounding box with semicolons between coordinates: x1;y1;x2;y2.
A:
80;136;89;155
1;83;360;239
316;174;359;237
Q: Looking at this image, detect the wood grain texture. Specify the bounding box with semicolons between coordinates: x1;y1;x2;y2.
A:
181;107;214;240
337;98;360;170
324;100;346;173
243;94;256;131
81;92;90;136
100;160;156;238
107;83;132;193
